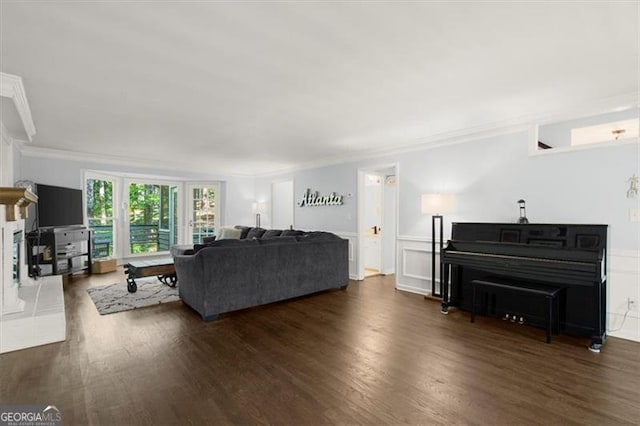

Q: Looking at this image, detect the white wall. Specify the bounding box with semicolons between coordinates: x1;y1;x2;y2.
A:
271;180;294;229
293;163;358;233
17;154;255;231
15;128;640;342
255;131;640;342
381;175;396;274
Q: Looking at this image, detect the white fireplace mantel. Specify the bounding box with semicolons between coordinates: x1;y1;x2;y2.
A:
1;218;28;314
0;187;37;315
0;218;66;353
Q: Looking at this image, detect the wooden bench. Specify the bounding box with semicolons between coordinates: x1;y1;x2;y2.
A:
470;278;562;344
124;258;176;293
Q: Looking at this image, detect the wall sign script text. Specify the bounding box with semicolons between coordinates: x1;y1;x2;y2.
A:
298;188;344;207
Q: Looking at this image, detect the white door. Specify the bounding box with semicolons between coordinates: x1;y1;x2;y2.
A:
363;173;382;275
357;165;397;280
271;180;294;229
85;175;117;258
187;183;220;244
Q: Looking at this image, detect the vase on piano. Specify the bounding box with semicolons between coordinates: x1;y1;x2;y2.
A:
517;199;529;224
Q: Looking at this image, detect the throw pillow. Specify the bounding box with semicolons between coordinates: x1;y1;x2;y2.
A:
261;229;282;239
201;236;216;244
246;227;266;239
234;225;253;239
216;227;242;240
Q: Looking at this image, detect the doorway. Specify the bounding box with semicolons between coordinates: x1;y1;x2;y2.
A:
271;180;294;230
357;164;397;281
187;183;220;244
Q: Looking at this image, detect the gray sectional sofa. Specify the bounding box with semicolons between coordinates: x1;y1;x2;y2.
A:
172;230;349;320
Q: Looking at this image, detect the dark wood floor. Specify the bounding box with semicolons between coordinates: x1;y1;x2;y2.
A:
1;270;639;425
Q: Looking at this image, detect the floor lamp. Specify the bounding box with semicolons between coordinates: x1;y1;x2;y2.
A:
421;193;455;298
252;202;264;228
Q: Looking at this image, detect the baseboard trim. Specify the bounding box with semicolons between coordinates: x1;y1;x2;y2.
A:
395;282;429;296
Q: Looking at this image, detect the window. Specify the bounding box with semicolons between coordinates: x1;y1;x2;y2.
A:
86;178;115;258
533;104;639;154
84;171;221;258
128;182;178;254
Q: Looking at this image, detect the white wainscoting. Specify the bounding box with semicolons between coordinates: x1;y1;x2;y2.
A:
607;249;640;342
396;235;439;296
335;232;358;280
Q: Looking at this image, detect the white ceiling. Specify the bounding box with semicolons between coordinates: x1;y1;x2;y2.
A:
1;1;638;175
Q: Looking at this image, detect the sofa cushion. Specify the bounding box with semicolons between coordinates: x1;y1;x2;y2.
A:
261;229;283;239
201;236;216;244
170;244;195;256
281;229;305;237
193;238;259;253
216;227;242;240
296;231;342;242
246;227;266;239
207;239;260;248
234;225;253;239
193;243;208;253
258;236;297;245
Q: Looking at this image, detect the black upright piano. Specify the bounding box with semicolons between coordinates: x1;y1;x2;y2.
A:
441;222;607;351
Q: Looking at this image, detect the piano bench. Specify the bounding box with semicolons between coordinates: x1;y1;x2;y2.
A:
470;278;562;344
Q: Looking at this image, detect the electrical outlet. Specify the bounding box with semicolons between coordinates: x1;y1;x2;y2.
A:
628;298;637;311
629;208;640;223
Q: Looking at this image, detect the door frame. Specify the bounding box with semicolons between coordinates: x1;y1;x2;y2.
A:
83;171;119;259
270;179;294;230
185;182;221;245
356;163;399;281
123;177;182;257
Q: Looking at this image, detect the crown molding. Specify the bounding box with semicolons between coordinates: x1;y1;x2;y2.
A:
13;90;639;180
18;145;254;178
0;72;36;142
534;92;639;126
257;119;531;178
256;91;640;178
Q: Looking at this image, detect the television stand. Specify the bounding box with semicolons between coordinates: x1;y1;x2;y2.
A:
27;227;93;277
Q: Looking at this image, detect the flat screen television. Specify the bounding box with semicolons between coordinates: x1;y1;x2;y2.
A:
36;183;84;228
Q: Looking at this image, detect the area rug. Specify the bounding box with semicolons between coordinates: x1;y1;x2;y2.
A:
87;277;180;315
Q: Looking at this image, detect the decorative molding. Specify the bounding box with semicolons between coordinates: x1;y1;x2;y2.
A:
334;233;354;263
19;145;253;178
255;92;638;178
334;232;358;279
398;235;431;243
395;283;429;296
18;145;253;181
401;247;430;280
256;122;529;178
533;92;638;127
0;72;36;142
